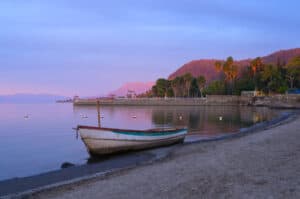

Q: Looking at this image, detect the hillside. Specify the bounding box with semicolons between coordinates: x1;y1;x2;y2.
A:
168;48;300;81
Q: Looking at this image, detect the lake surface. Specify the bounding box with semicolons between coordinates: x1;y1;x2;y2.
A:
0;103;286;181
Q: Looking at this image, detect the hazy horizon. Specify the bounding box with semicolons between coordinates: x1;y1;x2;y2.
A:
1;0;300;96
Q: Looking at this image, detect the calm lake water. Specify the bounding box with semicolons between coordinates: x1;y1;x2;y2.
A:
0;103;286;181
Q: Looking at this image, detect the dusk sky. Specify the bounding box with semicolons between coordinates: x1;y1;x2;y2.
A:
1;0;300;96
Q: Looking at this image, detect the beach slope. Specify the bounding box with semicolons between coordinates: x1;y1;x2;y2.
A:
29;116;300;199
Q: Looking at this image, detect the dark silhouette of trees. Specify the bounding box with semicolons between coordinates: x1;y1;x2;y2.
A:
144;55;300;97
214;56;238;94
196;76;206;97
183;73;193;97
286;56;300;89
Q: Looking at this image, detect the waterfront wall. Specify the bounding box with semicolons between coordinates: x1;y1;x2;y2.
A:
73;94;300;108
251;94;300;108
74;97;209;106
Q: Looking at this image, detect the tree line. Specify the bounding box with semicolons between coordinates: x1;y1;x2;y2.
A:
140;55;300;97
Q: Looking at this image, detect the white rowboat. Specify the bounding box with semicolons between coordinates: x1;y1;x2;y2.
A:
77;125;187;155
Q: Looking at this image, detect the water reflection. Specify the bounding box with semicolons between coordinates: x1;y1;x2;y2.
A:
0;104;285;181
74;105;279;136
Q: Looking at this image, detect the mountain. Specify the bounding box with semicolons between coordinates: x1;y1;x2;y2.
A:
0;94;66;103
261;48;300;64
168;48;300;81
109;82;154;96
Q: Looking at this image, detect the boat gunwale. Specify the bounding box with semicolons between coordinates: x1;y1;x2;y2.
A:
81;134;186;142
77;125;187;133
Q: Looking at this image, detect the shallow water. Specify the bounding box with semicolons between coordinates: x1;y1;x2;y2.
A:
0;103;285;180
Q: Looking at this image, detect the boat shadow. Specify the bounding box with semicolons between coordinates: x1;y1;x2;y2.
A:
86;151;135;164
85;141;184;165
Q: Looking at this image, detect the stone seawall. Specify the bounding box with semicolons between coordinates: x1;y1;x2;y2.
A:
74;98;205;106
73;94;300;108
251;94;300;108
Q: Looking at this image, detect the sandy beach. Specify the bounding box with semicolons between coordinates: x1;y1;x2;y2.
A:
24;115;300;199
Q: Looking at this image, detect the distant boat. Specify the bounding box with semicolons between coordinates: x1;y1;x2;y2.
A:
77;125;187;155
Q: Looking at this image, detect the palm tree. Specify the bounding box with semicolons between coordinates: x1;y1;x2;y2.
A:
183;73;193;97
261;64;280;93
214;61;222;72
223;57;234;79
286;56;300;89
171;77;179;98
250;57;263;75
250;57;263;91
215;57;238;94
196;76;206;97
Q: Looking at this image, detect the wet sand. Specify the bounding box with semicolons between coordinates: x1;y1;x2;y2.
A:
24;114;300;199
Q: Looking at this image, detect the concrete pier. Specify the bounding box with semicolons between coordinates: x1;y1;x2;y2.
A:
73;95;300;108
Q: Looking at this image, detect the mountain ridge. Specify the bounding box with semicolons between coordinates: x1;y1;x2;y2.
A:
168;48;300;81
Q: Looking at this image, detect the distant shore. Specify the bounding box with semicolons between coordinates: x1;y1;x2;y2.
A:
23;112;300;199
73;94;300;109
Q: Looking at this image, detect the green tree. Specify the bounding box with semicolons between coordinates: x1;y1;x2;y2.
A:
154;78;171;97
183;73;193;97
214;61;222;72
196;76;206;97
234;79;255;95
223;57;238;82
171;76;185;97
171;78;179;98
261;64;286;93
215;57;238;94
151;85;158;96
286;56;300;88
204;80;226;95
166;83;174;97
250;57;263;90
250;57;263;75
190;78;199;97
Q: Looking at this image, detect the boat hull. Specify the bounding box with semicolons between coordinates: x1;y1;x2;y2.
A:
78;127;187;155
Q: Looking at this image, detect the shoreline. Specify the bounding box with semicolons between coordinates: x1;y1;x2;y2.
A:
1;111;298;198
26;112;300;199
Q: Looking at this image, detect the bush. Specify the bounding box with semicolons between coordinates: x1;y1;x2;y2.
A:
204;81;226;95
277;85;288;94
